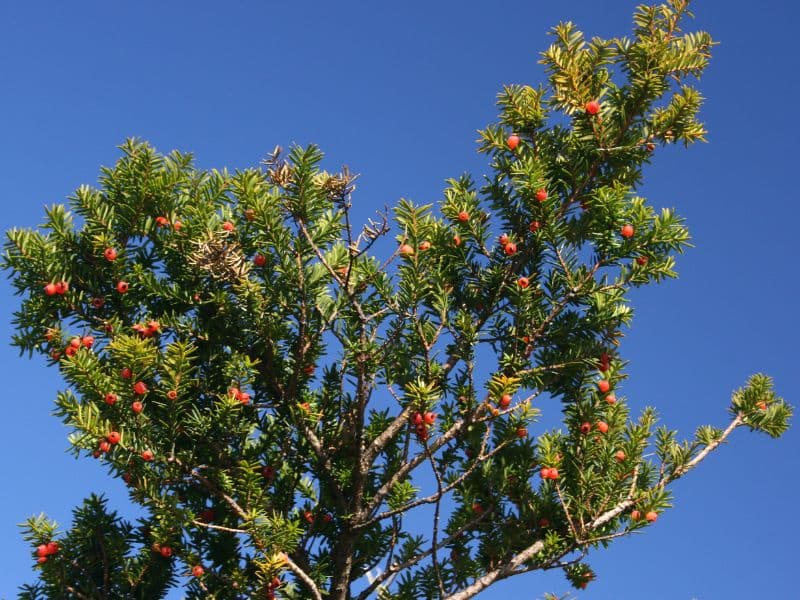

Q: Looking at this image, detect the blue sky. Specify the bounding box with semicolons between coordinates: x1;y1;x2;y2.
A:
1;1;798;598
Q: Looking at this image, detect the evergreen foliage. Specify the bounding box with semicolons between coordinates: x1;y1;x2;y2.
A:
4;1;790;598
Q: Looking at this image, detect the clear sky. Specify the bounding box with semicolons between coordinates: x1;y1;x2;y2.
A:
1;1;798;598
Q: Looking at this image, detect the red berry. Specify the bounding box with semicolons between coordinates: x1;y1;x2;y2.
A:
504;242;517;256
166;390;178;400
620;224;635;239
159;545;172;558
69;337;81;349
155;216;169;227
122;472;133;484
516;427;528;438
104;392;118;405
81;336;94;348
55;281;69;295
399;243;414;256
303;510;315;524
254;253;266;267
44;283;58;296
303;365;316;375
131;401;144;414
36;544;48;557
534;188;548;202
517;276;530;289
192;565;204;577
631;510;641;521
322;513;333;523
499;394;512;409
104;247;117;261
580;422;592;434
141;449;154;461
121;367;132;379
92;450;101;459
597;379;611;393
222;221;234;232
50;350;62;360
636;255;648;266
457;211;469;223
472;503;483;514
506;134;520;150
92;297;105;308
548;467;559;479
418;240;431;251
37;556;47;564
412;412;424;426
423;411;436;426
528;221;541;233
116;281;129;294
596;421;609;434
538;517;550;528
605;393;617;405
453;234;462;246
614;450;626;462
64;346;78;358
585;100;601;115
540;467;551;480
262;465;276;480
173;220;182;231
756;400;768;411
645;511;658;523
499;233;509;245
239;391;251;405
98;440;111;453
133;381;148;395
107;431;121;445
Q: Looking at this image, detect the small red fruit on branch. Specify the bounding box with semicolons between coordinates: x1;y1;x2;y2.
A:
120;367;132;379
596;421;609;434
222;221;235;232
254;253;267;267
131;401;143;414
580;422;592;434
529;220;541;233
155;216;169;227
499;394;512;409
107;431;121;445
192;565;204;577
133;381;149;395
418;240;431;251
55;281;69;295
585;100;601;115
399;243;414;257
457;211;470;223
104;393;118;405
614;450;626;462
44;283;58;296
506;134;520;150
517;276;530;289
621;224;635;239
504;242;517;256
605;393;617;405
645;511;659;523
104;247;117;261
116;281;129;294
141;449;154;461
534;188;548;202
597;379;611;393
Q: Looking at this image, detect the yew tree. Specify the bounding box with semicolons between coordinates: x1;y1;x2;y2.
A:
3;1;791;598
